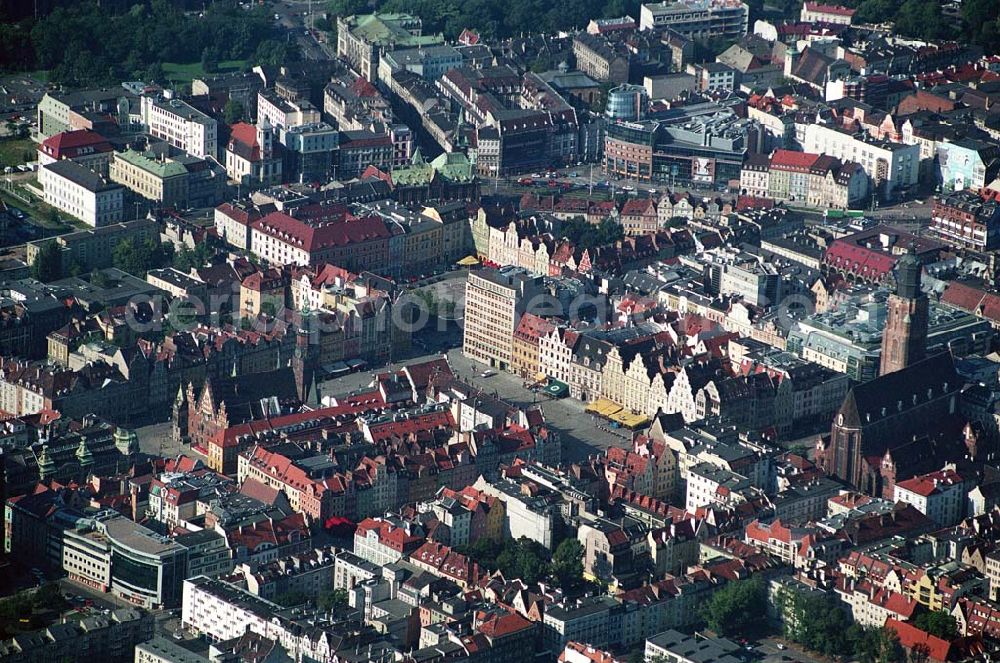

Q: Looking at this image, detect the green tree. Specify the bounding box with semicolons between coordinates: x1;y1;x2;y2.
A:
855;625;905;663
912;611;958;640
112;237;168;276
274;591;310;607
317;588;349;611
90;269;110;288
223;98;246;125
549;538;585;589
30;240;63;282
200;47;218;74
776;588;855;657
700;575;768;638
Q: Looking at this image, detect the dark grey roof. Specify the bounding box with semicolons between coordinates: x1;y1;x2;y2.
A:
840;352;959;428
44;160;121;193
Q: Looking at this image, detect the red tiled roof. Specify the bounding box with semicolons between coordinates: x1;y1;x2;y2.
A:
251;212;391;253
40;130;112;159
896;469;963;498
620;198;656;216
823;240;897;281
513;313;556;342
941;281;1000;321
803;2;855;15
770;149;820;171
886;619;952;662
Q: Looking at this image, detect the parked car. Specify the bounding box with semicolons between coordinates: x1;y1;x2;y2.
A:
480;369;497;378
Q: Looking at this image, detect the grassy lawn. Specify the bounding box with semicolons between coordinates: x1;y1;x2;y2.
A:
0;139;36;170
162;59;249;84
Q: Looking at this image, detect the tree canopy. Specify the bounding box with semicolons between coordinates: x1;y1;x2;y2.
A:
854;626;905;663
561;217;625;249
7;1;277;85
112;238;173;277
700;576;768;638
30;240;63;282
775;587;858;657
457;535;586;588
912;610;958;640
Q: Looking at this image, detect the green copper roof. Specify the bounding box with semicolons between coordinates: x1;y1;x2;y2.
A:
349;13;443;47
117;150;188;179
431;151;474;182
392;161;434;186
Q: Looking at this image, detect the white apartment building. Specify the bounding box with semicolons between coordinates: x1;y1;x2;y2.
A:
474;476;558;549
803;123;919;200
182;575;282;642
42;160;124;228
214;203;255;252
141;96;218;159
463;268;543;371
257;90;322;131
333;550;380;590
63;525;113;592
800;2;854;25
542;596;618;652
352;516;423;566
893;469;967;527
685;462;752;511
639;0;749;39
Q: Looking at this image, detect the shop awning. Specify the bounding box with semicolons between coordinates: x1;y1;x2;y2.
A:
609;410;650;429
543;379;569;398
585;398;623;416
457;255;480;266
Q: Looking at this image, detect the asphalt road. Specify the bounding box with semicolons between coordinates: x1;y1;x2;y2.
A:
273;0;336;61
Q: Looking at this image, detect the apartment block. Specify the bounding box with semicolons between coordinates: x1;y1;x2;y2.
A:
141;96;218;159
463;267;544;371
639;0;749;40
41;160;124;227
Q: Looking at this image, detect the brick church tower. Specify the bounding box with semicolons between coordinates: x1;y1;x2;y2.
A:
292;323;319;404
880;245;928;376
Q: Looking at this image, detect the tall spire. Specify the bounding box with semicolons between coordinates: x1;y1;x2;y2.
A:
37;444;55;480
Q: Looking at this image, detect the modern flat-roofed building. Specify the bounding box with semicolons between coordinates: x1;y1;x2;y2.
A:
61;514;187;609
256;89;321;131
644;629;742;663
41;160;124;227
25;218;158;273
463;267;544;371
280;122;339;183
135;636;211;663
639;0;749;40
141;96;218;159
605;101;755;186
36;88;136;139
